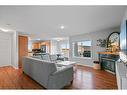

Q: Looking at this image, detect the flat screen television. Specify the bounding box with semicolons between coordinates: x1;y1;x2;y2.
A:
120;20;127;63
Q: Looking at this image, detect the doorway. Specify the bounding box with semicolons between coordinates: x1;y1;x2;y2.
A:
18;35;28;68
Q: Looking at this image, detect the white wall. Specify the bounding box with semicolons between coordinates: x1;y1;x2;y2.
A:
122;8;127;22
11;31;18;69
69;27;119;67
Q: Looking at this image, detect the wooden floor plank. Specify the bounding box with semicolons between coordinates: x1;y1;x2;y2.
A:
0;65;117;89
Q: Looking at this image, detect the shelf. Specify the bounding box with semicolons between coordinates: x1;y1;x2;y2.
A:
98;52;119;55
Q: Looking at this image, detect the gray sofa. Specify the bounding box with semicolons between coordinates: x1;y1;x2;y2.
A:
22;56;73;89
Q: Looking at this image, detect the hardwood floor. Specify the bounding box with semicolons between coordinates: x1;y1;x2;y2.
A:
0;65;117;89
65;65;117;89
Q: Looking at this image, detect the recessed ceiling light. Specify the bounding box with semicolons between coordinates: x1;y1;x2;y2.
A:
52;37;66;41
60;25;64;29
0;28;10;32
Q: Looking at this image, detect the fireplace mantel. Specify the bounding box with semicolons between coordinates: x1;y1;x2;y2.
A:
98;51;119;55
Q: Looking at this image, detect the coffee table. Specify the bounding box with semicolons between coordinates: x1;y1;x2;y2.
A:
56;61;77;72
56;61;76;66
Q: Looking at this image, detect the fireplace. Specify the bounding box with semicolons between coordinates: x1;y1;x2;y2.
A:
98;52;119;74
101;57;116;73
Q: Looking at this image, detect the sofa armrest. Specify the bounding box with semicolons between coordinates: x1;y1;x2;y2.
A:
53;65;73;75
48;66;73;89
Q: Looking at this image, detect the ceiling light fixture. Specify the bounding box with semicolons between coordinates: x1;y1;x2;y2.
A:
0;28;10;32
60;25;64;29
52;37;66;41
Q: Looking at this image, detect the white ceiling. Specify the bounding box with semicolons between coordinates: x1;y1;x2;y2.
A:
0;6;126;40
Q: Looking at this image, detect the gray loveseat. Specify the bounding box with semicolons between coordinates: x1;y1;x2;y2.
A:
22;57;73;89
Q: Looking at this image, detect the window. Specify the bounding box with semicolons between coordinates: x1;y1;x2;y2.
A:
60;42;69;57
72;40;92;58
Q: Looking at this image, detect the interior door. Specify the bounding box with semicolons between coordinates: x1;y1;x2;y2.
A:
18;35;28;68
0;37;11;67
